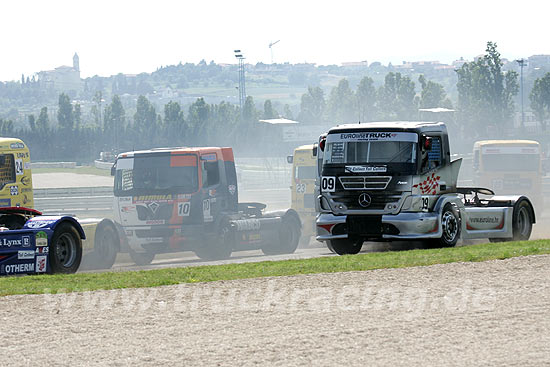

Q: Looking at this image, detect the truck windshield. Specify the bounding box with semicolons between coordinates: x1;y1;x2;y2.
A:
482;154;539;172
114;154;198;195
324;141;416;165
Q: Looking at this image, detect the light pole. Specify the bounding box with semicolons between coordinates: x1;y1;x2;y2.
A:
516;58;526;128
234;50;246;113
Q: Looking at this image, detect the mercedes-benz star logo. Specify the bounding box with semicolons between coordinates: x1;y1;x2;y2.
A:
358;193;372;208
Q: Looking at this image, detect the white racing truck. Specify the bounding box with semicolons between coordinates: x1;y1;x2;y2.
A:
316;121;536;255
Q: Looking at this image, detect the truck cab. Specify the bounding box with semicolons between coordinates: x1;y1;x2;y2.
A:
0;138;33;208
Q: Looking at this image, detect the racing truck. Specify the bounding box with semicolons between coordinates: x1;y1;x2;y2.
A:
0;207;86;275
316;121;536;255
111;146;301;264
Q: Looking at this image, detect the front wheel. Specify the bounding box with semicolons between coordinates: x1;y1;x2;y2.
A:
427;203;461;248
328;237;363;255
89;225;119;270
129;249;155;266
195;220;233;260
48;223;83;274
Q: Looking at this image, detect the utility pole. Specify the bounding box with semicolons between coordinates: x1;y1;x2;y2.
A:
516;58;526;128
269;40;280;64
234;50;246;114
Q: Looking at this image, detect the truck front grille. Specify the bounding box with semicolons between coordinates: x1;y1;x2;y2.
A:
330;191;401;210
339;176;391;190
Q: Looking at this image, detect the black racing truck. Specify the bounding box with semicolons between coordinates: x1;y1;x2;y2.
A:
316;121;536;255
111;146;301;263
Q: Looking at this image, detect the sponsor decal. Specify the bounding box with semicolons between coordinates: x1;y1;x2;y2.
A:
36;255;47;273
177;194;192;199
470;217;499;224
15;159;23;175
16;152;29;158
119;196;132;203
35;247;49;254
203;199;213;222
133;195;172;203
345;165;387;173
147;202;160;214
10;142;25;149
327;131;418;143
234;219;261;231
145;220;165;225
26;220;55;229
120;206;136;213
145;237;164;243
18;250;35;260
21;188;32;193
22;235;30;247
201;153;216;161
228;185;236;196
4;263;34;274
397;181;408;185
1;238;23;247
208;189;217;197
35;231;48;247
9;185;18;196
20;176;31;186
413;172;441;195
0;199;10;207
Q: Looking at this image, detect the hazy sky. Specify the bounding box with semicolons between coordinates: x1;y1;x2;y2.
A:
2;0;549;81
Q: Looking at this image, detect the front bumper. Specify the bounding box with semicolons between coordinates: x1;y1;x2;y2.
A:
316;212;441;241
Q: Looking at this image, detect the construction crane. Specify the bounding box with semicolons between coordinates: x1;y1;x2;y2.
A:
269;40;280;64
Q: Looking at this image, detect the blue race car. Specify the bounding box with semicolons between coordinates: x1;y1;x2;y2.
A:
0;207;85;275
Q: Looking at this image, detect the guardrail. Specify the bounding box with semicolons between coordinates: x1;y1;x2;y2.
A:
34;187;114;217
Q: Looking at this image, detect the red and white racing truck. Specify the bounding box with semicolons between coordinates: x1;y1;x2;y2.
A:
111;147;301;264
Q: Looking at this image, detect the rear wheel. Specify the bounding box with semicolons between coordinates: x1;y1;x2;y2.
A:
261;215;301;255
49;223;83;274
328;237;363;255
512;200;533;241
195;220;233;260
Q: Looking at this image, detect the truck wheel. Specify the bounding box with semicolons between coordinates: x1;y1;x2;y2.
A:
129;249;155;266
195;221;233;260
261;215;300;255
512;200;533;241
89;225;118;270
427;203;461;248
48;223;83;274
328;237;363;255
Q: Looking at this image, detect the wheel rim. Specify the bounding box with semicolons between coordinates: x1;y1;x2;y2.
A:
54;233;78;268
442;210;458;243
517;207;530;237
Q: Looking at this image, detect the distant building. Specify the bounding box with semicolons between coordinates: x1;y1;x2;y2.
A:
528;55;550;70
38;53;82;94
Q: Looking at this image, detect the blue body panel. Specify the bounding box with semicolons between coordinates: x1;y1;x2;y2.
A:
0;215;85;276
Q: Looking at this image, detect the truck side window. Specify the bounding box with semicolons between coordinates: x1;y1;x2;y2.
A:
0;154;16;189
204;161;220;187
421;137;442;173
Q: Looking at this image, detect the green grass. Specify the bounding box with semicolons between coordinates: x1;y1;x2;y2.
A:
32;166;112;176
2;239;550;297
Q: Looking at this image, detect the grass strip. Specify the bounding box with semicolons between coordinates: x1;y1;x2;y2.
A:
1;239;550;297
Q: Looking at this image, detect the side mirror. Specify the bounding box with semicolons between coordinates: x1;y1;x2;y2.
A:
110;164;116;176
319;137;326;152
287;155;293;164
312;145;318;157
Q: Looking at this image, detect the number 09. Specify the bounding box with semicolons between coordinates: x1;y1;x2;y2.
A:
321;176;336;192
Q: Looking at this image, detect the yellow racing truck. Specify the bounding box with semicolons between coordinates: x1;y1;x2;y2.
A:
287;144;318;246
0;137;120;270
473;140;543;214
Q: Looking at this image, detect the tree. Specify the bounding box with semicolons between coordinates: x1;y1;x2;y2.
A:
377;72;417;120
263;99;278;119
163;100;186;142
529;73;550;130
74;103;82;129
356;76;377;122
326;79;356;123
418;75;452;109
103;95;125;150
36;107;50;133
28;114;36;132
188;97;210;142
299;86;325;123
57;93;74;130
134;95;158;139
456;41;518;135
242;96;258;124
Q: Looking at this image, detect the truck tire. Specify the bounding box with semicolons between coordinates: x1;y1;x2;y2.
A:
427;203;460;248
48;223;83;274
261;214;300;255
129;249;155;266
89;224;119;270
195;220;233;260
512;200;533;241
328;237;363;255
